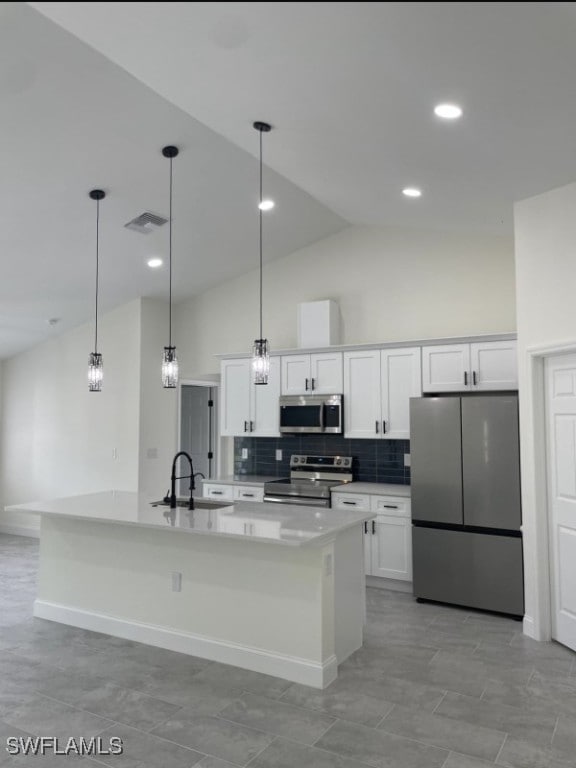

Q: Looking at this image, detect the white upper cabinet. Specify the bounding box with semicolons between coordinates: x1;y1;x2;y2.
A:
344;347;421;439
422;344;471;393
281;352;342;395
221;357;280;437
470;340;518;390
221;359;251;436
423;341;517;393
381;348;422;439
251;356;281;436
343;350;382;438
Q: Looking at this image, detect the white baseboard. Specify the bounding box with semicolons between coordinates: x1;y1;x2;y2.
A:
34;600;337;689
0;525;40;539
523;614;536;639
366;576;413;594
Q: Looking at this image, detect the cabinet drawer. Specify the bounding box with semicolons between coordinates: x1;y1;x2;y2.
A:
203;484;234;501
371;496;410;518
233;486;264;503
332;493;370;511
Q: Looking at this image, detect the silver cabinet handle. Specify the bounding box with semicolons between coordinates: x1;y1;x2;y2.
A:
464;371;468;386
372;520;376;534
473;371;477;385
375;420;379;434
305;378;309;390
311;378;316;390
382;420;387;434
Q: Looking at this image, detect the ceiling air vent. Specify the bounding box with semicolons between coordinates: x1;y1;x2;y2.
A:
124;211;168;235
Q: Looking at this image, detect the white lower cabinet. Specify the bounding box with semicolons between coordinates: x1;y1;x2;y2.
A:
332;492;412;582
203;482;264;503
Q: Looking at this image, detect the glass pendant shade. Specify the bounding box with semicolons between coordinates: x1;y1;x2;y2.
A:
88;352;103;392
162;346;179;388
252;338;270;385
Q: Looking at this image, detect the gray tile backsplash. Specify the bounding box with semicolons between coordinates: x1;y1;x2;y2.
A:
234;436;410;484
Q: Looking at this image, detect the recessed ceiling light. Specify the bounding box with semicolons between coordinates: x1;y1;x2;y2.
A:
402;188;422;198
258;199;275;211
434;103;463;120
147;257;163;268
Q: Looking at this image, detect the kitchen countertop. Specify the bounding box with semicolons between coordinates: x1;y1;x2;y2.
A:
332;482;411;496
201;475;278;486
7;491;375;548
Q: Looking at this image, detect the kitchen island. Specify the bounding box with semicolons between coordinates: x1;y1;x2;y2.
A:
7;491;374;688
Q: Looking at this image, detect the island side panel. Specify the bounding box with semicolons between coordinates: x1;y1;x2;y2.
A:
35;515;338;687
333;524;365;663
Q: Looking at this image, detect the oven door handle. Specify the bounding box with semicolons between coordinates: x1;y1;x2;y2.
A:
263;495;328;507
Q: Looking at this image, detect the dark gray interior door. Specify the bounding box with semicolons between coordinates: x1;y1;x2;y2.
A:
410;397;463;524
462;395;521;530
180;385;215;493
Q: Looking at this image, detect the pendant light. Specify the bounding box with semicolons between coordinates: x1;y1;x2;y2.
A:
161;145;179;388
88;189;105;392
252;121;272;385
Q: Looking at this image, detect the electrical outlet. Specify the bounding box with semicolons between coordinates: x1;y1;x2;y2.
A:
404;453;411;467
241;448;249;460
171;571;182;592
275;449;283;461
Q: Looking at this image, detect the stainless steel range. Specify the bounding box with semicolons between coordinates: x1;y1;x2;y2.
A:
264;455;353;508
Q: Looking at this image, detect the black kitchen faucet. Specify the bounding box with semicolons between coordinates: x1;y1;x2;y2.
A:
168;451;195;510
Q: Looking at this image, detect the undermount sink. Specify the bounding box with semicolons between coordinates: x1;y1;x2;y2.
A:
150;499;234;510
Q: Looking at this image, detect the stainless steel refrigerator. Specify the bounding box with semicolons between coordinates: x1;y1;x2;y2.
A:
410;395;524;617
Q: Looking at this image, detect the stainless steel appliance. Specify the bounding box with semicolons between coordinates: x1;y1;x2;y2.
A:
410;394;524;617
264;454;353;507
279;394;343;434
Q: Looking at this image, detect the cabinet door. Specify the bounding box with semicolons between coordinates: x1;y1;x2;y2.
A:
381;348;422;439
251;357;281;436
470;341;517;390
422;344;471;393
343;350;382;438
371;515;413;581
220;359;251;436
310;353;343;393
281;355;311;395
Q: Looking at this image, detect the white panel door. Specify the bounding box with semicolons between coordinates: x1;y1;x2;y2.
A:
381;347;422;439
220;359;251;437
310;352;343;393
370;515;412;581
251;356;281;436
281;355;311;395
471;341;518;390
343;350;382;438
422;344;471;392
546;353;576;652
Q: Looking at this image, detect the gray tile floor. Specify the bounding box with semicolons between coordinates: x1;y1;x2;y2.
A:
1;533;576;767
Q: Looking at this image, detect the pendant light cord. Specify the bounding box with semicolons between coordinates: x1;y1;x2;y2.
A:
169;155;173;348
259;129;263;340
94;198;100;354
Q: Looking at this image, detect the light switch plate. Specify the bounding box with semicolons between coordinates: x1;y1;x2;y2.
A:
404;453;411;467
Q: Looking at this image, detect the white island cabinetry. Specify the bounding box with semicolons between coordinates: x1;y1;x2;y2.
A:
332;485;412;585
8;491;374;689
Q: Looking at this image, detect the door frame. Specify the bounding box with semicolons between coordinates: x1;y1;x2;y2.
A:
177;379;222;480
524;340;576;642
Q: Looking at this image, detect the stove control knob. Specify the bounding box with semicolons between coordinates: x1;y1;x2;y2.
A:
335;458;342;466
293;457;300;464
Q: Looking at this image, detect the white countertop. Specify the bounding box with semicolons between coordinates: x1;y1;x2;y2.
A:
202;475;278;487
332;482;411;496
6;491;375;547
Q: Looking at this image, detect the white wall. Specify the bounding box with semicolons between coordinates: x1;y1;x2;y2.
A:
0;300;142;533
174;225;516;377
514;181;576;639
138;298;178;497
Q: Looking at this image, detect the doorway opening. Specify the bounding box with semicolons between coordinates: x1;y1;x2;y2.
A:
179;382;218;495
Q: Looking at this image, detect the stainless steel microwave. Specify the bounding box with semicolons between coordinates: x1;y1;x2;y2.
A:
279;394;343;434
